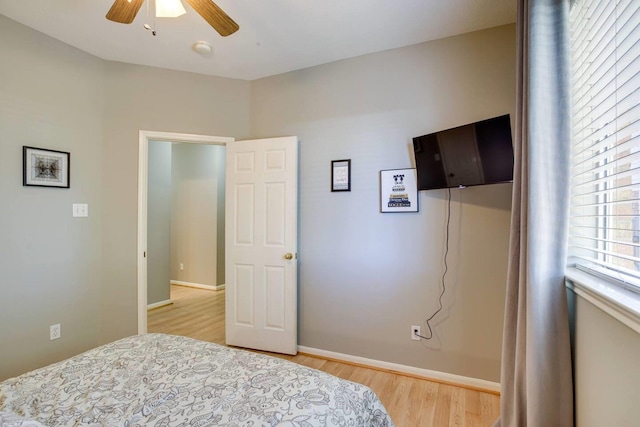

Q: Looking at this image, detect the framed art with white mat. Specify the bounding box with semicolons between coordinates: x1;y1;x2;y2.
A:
23;146;70;188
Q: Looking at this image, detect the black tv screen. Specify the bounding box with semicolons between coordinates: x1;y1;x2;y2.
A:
412;114;514;191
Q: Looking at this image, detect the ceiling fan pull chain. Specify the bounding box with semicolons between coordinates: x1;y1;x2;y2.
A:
143;0;157;36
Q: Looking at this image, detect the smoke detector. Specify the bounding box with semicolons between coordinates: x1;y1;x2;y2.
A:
192;41;213;56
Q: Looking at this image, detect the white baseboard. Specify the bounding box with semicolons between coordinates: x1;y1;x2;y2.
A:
297;345;500;394
171;280;225;291
147;299;172;310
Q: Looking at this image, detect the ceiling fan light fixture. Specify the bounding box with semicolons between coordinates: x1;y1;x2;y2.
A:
155;0;186;18
106;0;238;36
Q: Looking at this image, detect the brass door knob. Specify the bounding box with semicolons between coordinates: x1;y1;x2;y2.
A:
284;253;293;260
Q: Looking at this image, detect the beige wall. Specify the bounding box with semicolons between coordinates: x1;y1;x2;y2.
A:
250;24;516;381
170;143;226;286
148;142;227;305
568;290;640;426
147;141;172;305
0;15;105;379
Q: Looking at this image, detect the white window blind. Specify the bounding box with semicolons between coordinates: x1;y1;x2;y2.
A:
569;0;640;289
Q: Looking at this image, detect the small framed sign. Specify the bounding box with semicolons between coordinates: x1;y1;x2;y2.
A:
380;168;418;213
23;146;70;188
331;159;351;192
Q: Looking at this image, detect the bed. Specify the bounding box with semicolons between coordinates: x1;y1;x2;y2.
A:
0;334;394;427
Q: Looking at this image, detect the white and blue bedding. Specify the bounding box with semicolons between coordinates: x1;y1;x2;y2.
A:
0;334;393;427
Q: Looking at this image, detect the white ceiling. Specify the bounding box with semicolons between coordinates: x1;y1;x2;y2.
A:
0;0;516;81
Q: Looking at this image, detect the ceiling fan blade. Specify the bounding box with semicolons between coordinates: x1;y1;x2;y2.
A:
184;0;239;36
106;0;145;24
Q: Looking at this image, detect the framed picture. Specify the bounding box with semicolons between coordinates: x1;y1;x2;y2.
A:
331;159;351;192
380;168;419;213
23;146;70;188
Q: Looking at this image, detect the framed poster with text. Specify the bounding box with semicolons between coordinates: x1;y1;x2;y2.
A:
380;168;418;213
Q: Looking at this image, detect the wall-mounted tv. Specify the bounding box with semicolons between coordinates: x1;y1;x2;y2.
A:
412;114;514;191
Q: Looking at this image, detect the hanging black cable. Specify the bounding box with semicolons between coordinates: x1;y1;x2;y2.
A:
416;187;451;340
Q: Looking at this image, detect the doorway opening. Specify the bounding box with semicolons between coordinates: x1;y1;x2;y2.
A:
138;131;234;334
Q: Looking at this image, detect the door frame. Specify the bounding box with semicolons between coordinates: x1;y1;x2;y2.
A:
137;130;234;334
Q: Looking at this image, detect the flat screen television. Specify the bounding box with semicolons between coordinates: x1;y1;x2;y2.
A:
412;114;514;191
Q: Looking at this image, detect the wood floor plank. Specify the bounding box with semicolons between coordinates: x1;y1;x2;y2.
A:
294;355;328;370
464;388;481;416
435;384;456;426
384;375;415;426
414;379;440;425
449;385;465;426
480;391;501;420
148;285;501;427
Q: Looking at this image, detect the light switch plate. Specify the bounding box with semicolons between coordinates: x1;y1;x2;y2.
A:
72;204;89;217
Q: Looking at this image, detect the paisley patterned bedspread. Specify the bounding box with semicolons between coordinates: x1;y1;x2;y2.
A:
0;334;394;427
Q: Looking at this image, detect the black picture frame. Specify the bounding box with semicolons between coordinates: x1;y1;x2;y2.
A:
23;146;70;188
331;159;351;192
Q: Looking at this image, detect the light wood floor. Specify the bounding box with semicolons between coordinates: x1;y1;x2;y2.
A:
148;285;500;427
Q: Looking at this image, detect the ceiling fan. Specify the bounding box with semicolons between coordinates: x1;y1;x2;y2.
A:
106;0;239;37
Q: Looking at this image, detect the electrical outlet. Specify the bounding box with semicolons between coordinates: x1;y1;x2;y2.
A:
411;325;421;341
50;324;61;340
180;263;184;271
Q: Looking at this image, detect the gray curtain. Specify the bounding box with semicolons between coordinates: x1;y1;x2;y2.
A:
495;0;574;426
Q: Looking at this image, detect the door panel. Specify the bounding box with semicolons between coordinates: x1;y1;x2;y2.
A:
234;184;254;245
265;183;286;246
235;265;254;326
265;266;286;330
225;136;298;355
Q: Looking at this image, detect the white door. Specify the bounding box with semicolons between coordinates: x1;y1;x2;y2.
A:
225;136;298;355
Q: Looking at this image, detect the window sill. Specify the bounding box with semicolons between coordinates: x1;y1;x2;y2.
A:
566;267;640;335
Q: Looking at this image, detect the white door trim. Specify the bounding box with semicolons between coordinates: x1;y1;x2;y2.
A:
137;130;234;334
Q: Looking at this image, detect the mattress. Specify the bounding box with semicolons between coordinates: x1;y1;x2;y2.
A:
0;333;394;426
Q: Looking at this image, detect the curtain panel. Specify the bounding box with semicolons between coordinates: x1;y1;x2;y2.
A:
495;0;574;426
